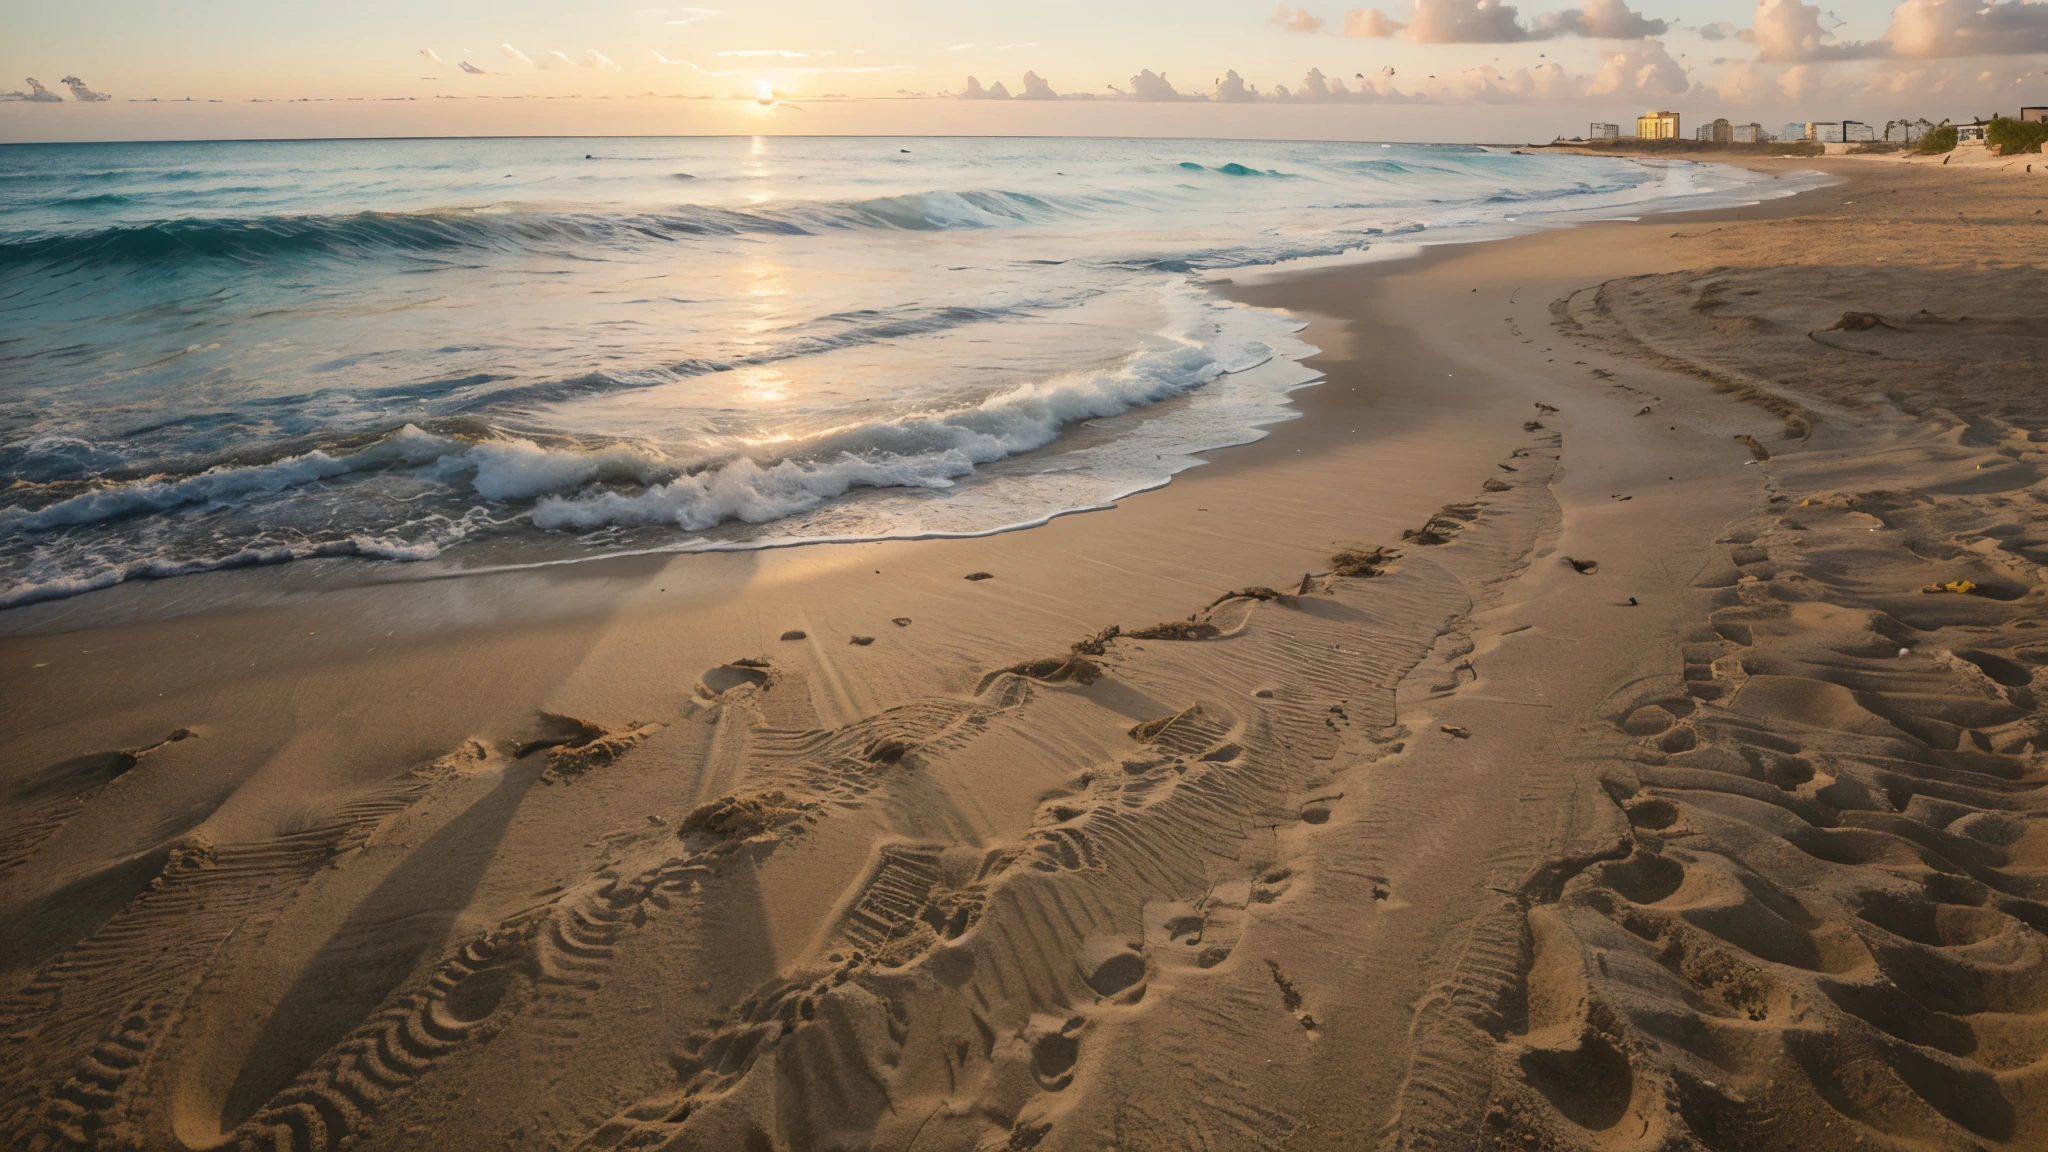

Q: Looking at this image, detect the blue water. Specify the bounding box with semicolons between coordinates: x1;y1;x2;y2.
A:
0;136;1799;608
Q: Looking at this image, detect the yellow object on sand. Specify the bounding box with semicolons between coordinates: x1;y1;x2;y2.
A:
1921;579;1978;595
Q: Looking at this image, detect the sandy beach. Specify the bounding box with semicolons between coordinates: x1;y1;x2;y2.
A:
5;152;2048;1151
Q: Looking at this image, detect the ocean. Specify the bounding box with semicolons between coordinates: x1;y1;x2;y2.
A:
0;136;1801;608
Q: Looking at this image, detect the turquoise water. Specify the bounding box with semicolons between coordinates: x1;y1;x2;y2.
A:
0;136;1796;607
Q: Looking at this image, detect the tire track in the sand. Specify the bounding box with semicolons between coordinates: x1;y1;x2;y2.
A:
557;441;1566;1152
4;436;1566;1152
209;690;1027;1152
0;760;445;1151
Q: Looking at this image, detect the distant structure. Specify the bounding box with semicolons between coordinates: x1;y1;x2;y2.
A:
1636;110;1680;140
1844;120;1874;142
60;76;110;101
1956;118;1991;144
1781;122;1808;141
1588;122;1620;140
4;78;65;102
1731;122;1770;143
1883;119;1935;144
2021;107;2046;123
1695;117;1733;143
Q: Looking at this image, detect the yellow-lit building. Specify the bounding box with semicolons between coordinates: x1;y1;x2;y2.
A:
1636;110;1681;140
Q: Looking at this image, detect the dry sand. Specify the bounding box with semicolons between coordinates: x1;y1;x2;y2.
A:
3;154;2046;1151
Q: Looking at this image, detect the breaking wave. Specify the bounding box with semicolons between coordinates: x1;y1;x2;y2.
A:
0;188;1075;268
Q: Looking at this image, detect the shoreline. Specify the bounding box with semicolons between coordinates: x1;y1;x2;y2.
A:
6;155;2046;1150
0;151;1814;637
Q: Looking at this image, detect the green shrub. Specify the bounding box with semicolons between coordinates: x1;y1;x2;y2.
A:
1988;116;2048;155
1917;125;1958;154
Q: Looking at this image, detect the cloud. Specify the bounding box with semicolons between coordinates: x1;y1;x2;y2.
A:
1532;0;1669;38
500;44;534;66
1270;4;1328;32
1450;60;1572;99
717;49;813;58
1282;65;1418;99
1216;69;1258;100
959;76;1011;98
1715;57;1769;98
1343;0;1668;41
1698;20;1737;39
584;50;622;71
649;51;736;75
420;48;444;64
1883;0;2048;58
1128;69;1185;99
1742;0;1878;59
1344;8;1408;35
1584;36;1689;95
1020;70;1058;98
939;43;975;51
1403;0;1532;42
458;60;488;75
542;50;579;68
664;7;719;24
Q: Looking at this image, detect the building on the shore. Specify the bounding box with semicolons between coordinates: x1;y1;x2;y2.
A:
1956;119;1990;144
2022;107;2046;123
1637;110;1680;139
1884;119;1935;144
1588;122;1619;140
1695;117;1733;143
1731;122;1770;143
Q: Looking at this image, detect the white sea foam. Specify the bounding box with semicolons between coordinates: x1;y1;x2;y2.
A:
1;137;1817;609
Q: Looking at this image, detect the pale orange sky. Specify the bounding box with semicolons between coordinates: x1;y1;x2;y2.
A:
4;0;2043;142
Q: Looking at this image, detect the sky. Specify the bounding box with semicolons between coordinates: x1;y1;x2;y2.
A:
3;0;2044;142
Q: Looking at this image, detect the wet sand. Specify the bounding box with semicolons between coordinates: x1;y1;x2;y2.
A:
4;154;2047;1151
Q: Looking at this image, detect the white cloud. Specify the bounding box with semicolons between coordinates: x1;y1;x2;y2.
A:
1698;20;1737;39
649;51;736;75
1343;0;1668;41
1584;37;1689;95
500;44;534;66
959;76;1011;98
716;49;813;58
1344;8;1408;35
1129;69;1185;99
420;48;444;64
1216;68;1258;100
1715;58;1768;98
1532;0;1669;38
1020;70;1058;97
1404;0;1532;42
1883;0;2048;58
1742;0;1875;59
1271;4;1328;33
541;50;579;68
1451;60;1573;99
584;50;622;71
